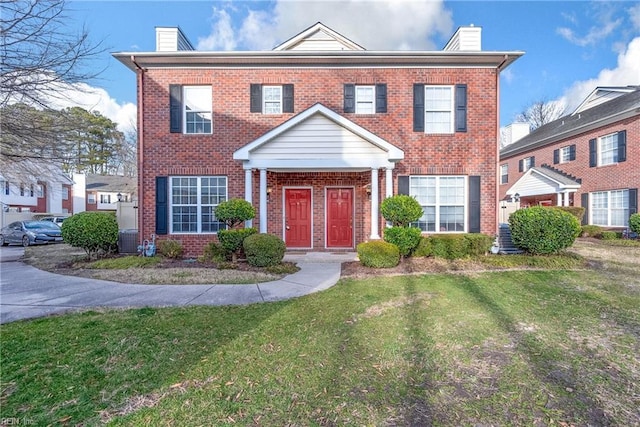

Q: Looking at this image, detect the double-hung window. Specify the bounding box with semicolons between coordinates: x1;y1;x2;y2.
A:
343;84;387;114
355;86;375;114
183;86;212;134
500;164;508;184
100;194;111;204
425;86;454;134
170;176;226;233
591;189;629;227
263;86;282;114
590;131;627;167
169;85;212;134
410;176;466;232
560;146;572;163
519;156;535;172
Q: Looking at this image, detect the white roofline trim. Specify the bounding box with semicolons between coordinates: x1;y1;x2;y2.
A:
505;168;581;196
233;103;404;163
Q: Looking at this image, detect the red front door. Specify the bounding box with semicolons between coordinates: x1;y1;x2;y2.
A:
326;188;353;248
285;188;312;248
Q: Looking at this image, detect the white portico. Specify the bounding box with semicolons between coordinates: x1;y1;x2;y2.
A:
233;103;404;243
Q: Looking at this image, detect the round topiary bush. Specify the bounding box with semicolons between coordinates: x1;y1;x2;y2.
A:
214;199;256;229
218;227;257;263
357;240;400;268
629;213;640;234
380;195;423;227
61;212;118;259
383;226;422;257
508;206;581;254
243;233;286;267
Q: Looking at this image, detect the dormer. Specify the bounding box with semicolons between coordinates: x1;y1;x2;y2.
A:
155;27;194;52
273;22;366;51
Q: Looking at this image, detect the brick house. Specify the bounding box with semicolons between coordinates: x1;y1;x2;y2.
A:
499;87;639;228
114;23;522;255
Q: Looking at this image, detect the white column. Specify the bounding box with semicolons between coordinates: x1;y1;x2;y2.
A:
385;168;393;198
370;168;380;240
564;191;570;206
259;169;267;233
244;169;253;228
557;192;563;206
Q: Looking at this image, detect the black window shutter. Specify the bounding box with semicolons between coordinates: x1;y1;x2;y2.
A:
455;84;467;132
518;159;523;172
375;84;387;113
169;85;182;133
344;84;355;113
250;84;262;113
413;84;425;132
618;130;627;162
581;193;589;225
398;176;409;195
589;138;597;167
156;177;168;235
629;188;638;216
468;176;481;233
553;149;560;164
569;144;576;161
283;84;294;113
531;156;535;167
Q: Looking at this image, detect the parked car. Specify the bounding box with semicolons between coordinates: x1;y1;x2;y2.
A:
40;216;70;226
0;221;63;247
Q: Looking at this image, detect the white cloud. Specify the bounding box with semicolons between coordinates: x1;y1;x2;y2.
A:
197;0;453;51
45;82;137;133
557;3;623;47
559;36;640;112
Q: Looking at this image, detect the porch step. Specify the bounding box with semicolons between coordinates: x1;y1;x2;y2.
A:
497;223;524;255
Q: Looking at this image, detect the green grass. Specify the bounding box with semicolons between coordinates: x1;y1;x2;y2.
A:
88;256;163;269
477;251;586;269
2;269;639;426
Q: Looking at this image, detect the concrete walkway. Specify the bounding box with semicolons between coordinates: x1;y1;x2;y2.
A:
0;247;357;324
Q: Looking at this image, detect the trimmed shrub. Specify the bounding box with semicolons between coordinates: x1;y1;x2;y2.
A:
413;236;433;257
383;226;422;257
580;224;603;238
157;239;183;259
629;213;640;234
357;241;400;268
509;206;581;254
430;234;469;260
217;227;257;262
380;195;423;227
243;233;286;267
214;199;256;229
61;212;118;259
464;233;493;256
551;206;586;222
600;231;619;240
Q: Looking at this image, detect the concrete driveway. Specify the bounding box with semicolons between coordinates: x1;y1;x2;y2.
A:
0;246;355;324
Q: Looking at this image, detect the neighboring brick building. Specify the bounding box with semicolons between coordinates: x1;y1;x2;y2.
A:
499;87;639;228
114;23;522;255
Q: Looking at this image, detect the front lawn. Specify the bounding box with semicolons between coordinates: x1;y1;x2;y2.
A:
2;265;639;425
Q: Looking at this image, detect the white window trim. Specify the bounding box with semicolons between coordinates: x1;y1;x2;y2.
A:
409;175;468;233
500;164;508;184
169;176;227;234
560;146;571;163
523;156;534;172
262;85;283;115
425;85;454;134
597;133;618;166
355;85;376;114
590;189;629;227
183;86;212;134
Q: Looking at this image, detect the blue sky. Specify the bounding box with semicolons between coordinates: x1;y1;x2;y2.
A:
63;1;640;131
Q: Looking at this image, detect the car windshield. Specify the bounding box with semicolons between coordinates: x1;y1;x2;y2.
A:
24;221;60;230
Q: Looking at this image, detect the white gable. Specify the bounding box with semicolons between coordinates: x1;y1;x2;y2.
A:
506;168;580;197
273;22;365;51
234;104;403;171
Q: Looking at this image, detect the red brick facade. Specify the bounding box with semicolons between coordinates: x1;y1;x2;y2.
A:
499;114;639;224
134;66;504;255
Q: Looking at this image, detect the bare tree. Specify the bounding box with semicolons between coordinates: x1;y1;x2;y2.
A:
0;0;105;179
517;99;566;131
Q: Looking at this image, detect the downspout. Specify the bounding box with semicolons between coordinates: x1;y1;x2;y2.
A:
131;55;144;236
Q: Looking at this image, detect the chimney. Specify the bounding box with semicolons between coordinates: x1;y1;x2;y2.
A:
443;25;482;51
502;122;531;146
155;27;194;52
